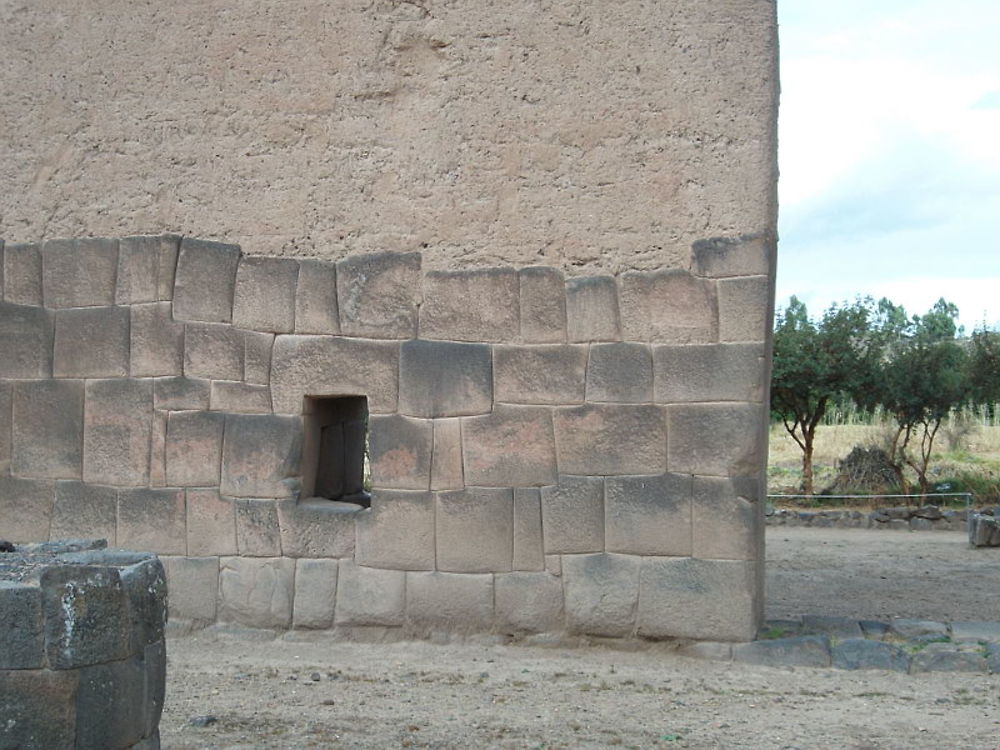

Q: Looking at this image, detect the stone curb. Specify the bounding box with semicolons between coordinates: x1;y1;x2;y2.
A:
764;504;996;532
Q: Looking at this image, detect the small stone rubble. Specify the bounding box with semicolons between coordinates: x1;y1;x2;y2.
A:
765;504;991;532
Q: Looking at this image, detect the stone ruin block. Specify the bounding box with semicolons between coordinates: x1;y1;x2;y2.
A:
367;415;433;490
405;572;495;632
553;403;667;476
653;343;765;403
210;381;272;413
334;560;406;627
462;405;557;487
295;259;340;335
586;342;654;403
130;302;184;377
83;378;153;486
53;305;130;378
336;251;421;339
218;556;295;629
430;418;464;490
604;473;693;556
161;556;219;623
50;481;117;545
183;322;245;381
0;382;8;473
969;513;1000;547
495;572;565;633
0;301;53;378
692;475;760;561
186;489;237;557
41;237;119;309
12;379;84;480
565;275;621;343
276;499;358;559
493;344;587;405
718;276;770;343
172;237;242;323
3;242;43;306
0;476;54;542
234;498;282;557
539;475;604;555
356;490;435;570
436;487;513;573
563;552;640;637
518;266;566;343
221;413;302;498
232;256;300;333
153;376;211;411
619;269;718;344
292;558;339;629
115;234;180;305
165;410;224;487
512;488;544;571
667;402;765;476
398;339;492;418
690;233;773;279
117;488;186;555
420;268;519;342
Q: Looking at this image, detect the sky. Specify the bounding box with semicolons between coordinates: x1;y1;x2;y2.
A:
776;0;1000;332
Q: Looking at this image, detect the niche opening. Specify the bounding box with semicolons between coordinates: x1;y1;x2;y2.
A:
301;395;370;507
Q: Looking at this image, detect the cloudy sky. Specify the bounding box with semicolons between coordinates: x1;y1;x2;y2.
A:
777;0;1000;332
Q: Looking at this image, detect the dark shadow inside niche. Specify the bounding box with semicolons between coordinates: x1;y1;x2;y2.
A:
301;395;370;508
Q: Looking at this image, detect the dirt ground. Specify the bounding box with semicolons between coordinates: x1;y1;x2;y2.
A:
160;528;1000;750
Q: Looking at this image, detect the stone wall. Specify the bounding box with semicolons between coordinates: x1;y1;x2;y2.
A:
0;235;770;641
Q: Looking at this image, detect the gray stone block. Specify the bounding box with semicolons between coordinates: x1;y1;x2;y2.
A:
76;656;147;749
183;322;245;381
118;557;168;650
494;345;587;404
165;411;224;487
430;418;464;490
653;344;766;403
150;411;168;488
831;639;909;672
565;275;620;342
117;488;187;555
692;475;759;561
398;339;492;418
0;670;78;749
232;256;299;333
539;475;604;554
210;381;272;413
605;473;693;556
690;233;773;278
271;335;400;414
620;270;717;344
235;498;282;556
638;557;757;641
462;405;557;487
293;558;339;629
563;553;640;637
3;241;43;305
951;621;1000;643
221;413;302;498
356;490;435;570
666;403;765;476
0;301;53;378
0;476;54;542
172;238;242;323
295;259;340;334
116;234;180;304
859;620;891;640
519;266;566;343
890;618;948;639
0;381;10;473
513;488;544;571
368;415;433;490
161;556;219;622
143;640;167;738
153;376;211;410
12;379;84;479
186;489;237;556
130;302;184;376
41;237;119;308
219;556;295;629
420;268;519;342
801;615;864;639
336;251;421;338
0;582;44;668
436;487;513;573
53;306;130;378
911;650;987;673
84;378;153;486
733;635;831;668
334;560;406;627
406;571;495;631
495;572;565;633
718;276;769;343
50;481;117;543
586;342;653;403
553;404;667;475
244;331;274;385
277;499;359;558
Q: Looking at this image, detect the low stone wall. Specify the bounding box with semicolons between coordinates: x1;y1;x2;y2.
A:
0;540;166;749
765;505;988;532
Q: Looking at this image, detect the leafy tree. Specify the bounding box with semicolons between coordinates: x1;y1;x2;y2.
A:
969;327;1000;419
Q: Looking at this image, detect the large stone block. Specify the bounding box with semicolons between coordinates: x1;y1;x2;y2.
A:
276;499;359;558
218;556;295;629
83;378;153;486
519;266;566;343
172;238;242;323
398;339;492;418
368;415;433;490
494;345;587;404
718;276;770;343
565;275;620;342
605;473;693;556
637;557;757;641
430;418;464;490
295;259;340;334
620;269;718;343
293;558;339;629
271;335;399;414
356;490;435;570
50;481;118;544
153;376;210;410
690;233;773;278
3;241;43;306
462;405;557;487
653;343;765;403
563;553;640;637
53;306;130;378
244;331;274;385
513;488;544;571
12;379;84;479
232;256;299;333
0;581;44;668
149;410;167;487
183;322;245;381
0;477;54;542
553;404;667;475
186;489;237;556
0;301;53;378
495;572;565;633
130;302;184;376
420;268;519;342
210;381;272;413
406;572;495;631
117;488;187;554
161;556;219;622
165;410;224;487
0;669;78;749
692;475;760;561
235;498;282;556
116;234;180;304
221;413;302;498
41;237;118;308
586;342;653;403
539;476;604;554
436;488;513;573
666;403;765;476
0;381;8;473
336;251;421;338
334;560;406;627
75;657;147;750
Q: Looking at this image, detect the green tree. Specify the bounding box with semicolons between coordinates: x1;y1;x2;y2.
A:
969;327;1000;419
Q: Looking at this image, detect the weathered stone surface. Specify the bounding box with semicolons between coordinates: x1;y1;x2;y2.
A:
165;411;224;487
0;381;8;473
293;558;339;629
692;475;759;560
3;242;43;306
75;657;147;750
186;489;237;556
859;620;891;640
183;322;245;381
53;306;130;378
221;414;302;498
653;344;765;403
406;572;495;631
801;615;864;639
677;641;734;661
12;379;84;479
161;556;219;622
153;376;210;410
718;276;769;343
585;342;653;403
666;403;764;476
277;499;359;558
398;339;492;418
565;276;620;342
431;418;464;490
336;251;421;338
620;270;717;343
244;331;274;385
172;238;242;323
462;405;557;487
733;635;831;668
911;649;987;674
494;345;587;404
0;478;53;542
368;415;433;490
553;404;667;475
84;378;153;486
421;268;519;342
149;410;167;487
334;561;406;627
638;557;757;641
519;266;566;343
436;488;513;573
513;488;544;571
0;581;44;668
563;553;640;637
690;234;773;278
605;473;692;556
130;302;184;376
295;259;340;334
0;669;78;749
219;556;295;629
0;301;53;378
118;488;187;554
495;572;565;633
951;621;1000;643
50;481;117;544
234;499;282;556
831;639;909;672
890;618;948;639
210;381;272;413
42;237;119;308
271;335;400;414
116;234;180;304
356;491;435;570
232;256;299;333
539;476;605;554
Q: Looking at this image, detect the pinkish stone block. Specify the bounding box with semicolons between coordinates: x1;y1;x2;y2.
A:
462;406;557;487
620;269;718;343
83;378;153;486
553;404;666;476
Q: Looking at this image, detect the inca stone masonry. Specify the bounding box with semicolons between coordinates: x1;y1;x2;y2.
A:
0;0;778;642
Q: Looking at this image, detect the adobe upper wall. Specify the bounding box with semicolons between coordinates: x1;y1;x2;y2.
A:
0;0;778;275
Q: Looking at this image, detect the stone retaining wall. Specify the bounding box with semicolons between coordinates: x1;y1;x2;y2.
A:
766;505;991;532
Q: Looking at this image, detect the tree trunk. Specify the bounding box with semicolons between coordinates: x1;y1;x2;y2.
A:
801;435;815;496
